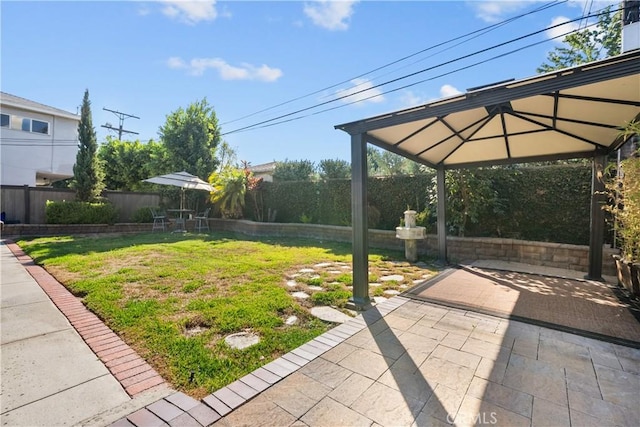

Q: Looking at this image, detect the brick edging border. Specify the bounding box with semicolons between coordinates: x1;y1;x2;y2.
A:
4;240;166;397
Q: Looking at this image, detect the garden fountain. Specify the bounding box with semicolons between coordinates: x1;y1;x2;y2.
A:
395;210;426;262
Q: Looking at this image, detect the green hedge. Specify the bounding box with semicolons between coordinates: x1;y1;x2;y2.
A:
45;200;118;224
463;165;592;244
245;164;593;245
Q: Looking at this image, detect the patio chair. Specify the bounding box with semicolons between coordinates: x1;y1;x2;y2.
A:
150;208;167;232
194;208;211;232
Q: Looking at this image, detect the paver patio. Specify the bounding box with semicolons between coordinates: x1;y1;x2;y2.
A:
217;298;639;426
110;295;640;426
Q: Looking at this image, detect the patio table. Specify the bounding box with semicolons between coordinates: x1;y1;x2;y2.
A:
167;209;193;233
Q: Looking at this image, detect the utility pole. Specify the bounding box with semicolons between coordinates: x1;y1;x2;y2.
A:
101;108;140;140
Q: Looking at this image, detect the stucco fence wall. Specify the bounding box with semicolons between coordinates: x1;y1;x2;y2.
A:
1;218;618;277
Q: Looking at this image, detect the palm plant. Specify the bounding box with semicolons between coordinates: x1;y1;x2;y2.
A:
209;167;247;218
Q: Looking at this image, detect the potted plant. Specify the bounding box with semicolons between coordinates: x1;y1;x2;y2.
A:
607;120;640;297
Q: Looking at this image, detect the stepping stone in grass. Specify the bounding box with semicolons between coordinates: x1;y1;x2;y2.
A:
380;275;404;282
310;306;352;324
314;262;333;268
292;291;310;299
225;332;260;350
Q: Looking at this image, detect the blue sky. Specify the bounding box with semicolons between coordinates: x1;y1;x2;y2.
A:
1;0;616;167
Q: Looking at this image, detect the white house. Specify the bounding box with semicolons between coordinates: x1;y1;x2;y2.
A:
0;92;80;186
249;161;276;182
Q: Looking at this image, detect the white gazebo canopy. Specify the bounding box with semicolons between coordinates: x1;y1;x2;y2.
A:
335;50;640;309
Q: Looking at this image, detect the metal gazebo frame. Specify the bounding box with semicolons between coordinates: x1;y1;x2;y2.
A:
335;50;640;310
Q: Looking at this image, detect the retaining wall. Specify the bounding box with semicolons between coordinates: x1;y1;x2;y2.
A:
1;218;618;277
211;219;619;277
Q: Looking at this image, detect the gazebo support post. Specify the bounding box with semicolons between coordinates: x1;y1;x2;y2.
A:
437;165;448;264
587;154;606;280
348;133;372;310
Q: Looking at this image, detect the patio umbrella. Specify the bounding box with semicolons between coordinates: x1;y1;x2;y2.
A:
143;171;213;210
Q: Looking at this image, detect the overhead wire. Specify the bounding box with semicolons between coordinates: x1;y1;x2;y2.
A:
220;0;568;127
242;22;599;133
221;5;618;137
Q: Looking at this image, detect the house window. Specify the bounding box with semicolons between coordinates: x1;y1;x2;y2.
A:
3;114;50;134
31;120;49;134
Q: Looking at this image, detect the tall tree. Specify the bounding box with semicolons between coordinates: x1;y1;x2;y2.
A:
273;159;316;181
159;98;221;179
367;146;425;176
71;89;104;201
98;137;168;191
216;141;238;172
319;159;351;179
537;6;621;73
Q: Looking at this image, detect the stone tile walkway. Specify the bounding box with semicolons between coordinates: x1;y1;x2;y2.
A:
110;296;640;427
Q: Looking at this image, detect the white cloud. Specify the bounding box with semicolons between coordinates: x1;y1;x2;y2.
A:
398;90;427;108
440;84;463;98
167;56;187;69
335;78;384;105
546;16;580;42
167;57;283;82
161;0;217;25
469;1;533;23
471;0;618;24
304;0;357;31
566;0;618;10
137;5;151;16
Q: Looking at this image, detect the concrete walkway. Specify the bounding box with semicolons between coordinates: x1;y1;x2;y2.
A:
0;241;169;426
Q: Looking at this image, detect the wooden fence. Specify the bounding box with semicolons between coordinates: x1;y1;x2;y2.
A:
0;186;160;224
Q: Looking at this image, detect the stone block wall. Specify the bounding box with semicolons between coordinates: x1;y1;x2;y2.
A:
2;219;618;277
2;223;152;238
211;219;618;277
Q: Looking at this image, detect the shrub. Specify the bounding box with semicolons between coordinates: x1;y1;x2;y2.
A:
605;153;640;262
45;200;118;224
132;207;156;223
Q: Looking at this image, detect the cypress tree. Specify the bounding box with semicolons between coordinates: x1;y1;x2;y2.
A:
71;89;104;201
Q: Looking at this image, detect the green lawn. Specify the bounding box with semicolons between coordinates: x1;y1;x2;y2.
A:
17;232;437;398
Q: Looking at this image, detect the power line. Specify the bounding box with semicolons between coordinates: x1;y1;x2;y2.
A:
221;0;567;128
243;23;594;133
101;107;140;140
221;5;618;137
